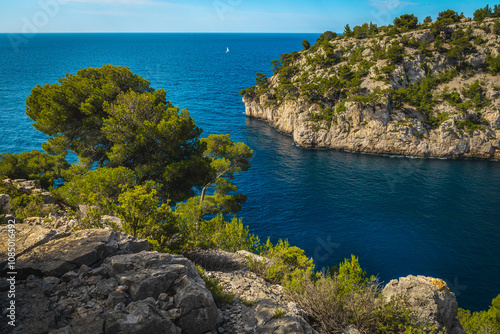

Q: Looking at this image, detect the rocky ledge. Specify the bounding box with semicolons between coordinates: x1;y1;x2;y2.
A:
1;220;466;334
0;221;316;334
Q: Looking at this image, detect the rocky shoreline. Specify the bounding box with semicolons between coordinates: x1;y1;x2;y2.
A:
242;19;500;160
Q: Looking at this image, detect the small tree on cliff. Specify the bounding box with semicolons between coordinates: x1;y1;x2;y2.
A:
176;134;252;224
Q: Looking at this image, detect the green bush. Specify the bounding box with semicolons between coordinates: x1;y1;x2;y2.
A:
57;166;136;209
394;14;418;31
252;239;316;286
10;194;54;222
116;181;180;252
425;112;450;129
0;150;69;189
458;294;500;333
179;214;260;253
287;255;416;333
387;44;405;64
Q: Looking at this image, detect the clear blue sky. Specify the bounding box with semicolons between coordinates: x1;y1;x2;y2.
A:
0;0;493;33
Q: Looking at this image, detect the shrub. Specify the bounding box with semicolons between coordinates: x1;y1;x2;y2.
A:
425;112;450;129
57;166;136;210
10;194;54;222
458;294;500;333
387;44;405;64
394;14;418;31
462;81;490;110
116;181;179;251
180;214;260;253
0;150;69;189
287;255;415;333
252;239;316;286
494;19;500;35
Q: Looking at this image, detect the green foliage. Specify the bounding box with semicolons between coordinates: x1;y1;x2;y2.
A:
302;39;311;50
179;214;260;253
433;35;446;52
474;5;493;22
176;134;252;223
310;107;336;126
458;294;500;333
273;307;287;318
255;72;268;87
317;31;337;43
26;65;210;203
455;113;489;134
487;54;500;74
391;69;460;115
394;14;418;31
446;28;475;65
387;44;405;64
423;16;432;24
255;239;316;285
26;65;152;162
343;24;352;37
57;166;136;209
473;4;500;22
10;194;54;222
493;19;500;35
352;22;379;39
424;112;450;129
0;150;69;189
101;89;208;202
462;80;490;110
436;9;461;24
238;86;255;96
287;255;415;333
418;41;433;58
116;182;178;249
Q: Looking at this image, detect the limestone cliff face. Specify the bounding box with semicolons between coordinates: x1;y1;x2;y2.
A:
242;18;500;159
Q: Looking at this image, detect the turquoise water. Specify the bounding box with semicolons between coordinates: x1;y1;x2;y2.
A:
1;33;499;311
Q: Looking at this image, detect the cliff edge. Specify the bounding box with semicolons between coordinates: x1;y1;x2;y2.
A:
242;17;500;159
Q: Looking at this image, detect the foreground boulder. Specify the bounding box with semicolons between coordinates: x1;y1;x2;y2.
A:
381;275;466;334
0;222;218;334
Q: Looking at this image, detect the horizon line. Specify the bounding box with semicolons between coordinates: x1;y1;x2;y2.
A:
0;31;324;34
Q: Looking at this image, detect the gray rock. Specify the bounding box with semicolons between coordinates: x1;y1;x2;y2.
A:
10;227;149;277
381;275;466;334
344;324;361;334
0;194;10;214
41;192;55;204
104;299;181;334
172;275;219;333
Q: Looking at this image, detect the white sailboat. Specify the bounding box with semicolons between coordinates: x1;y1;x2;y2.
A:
226;47;229;53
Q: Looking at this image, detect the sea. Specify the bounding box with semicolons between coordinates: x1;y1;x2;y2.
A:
1;33;499;311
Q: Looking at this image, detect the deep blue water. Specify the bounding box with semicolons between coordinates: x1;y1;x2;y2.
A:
1;33;499;311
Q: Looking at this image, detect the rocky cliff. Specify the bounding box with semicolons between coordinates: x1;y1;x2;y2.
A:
242;17;500;159
0;216;467;334
0;219;317;334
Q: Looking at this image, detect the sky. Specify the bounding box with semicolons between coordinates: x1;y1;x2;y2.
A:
0;0;494;33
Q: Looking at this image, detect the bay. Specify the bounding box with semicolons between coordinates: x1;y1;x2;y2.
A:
1;33;499;311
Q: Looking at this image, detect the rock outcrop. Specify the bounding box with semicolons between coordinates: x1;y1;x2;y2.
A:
242;19;500;160
0;222;318;334
0;222;218;334
381;275;466;334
